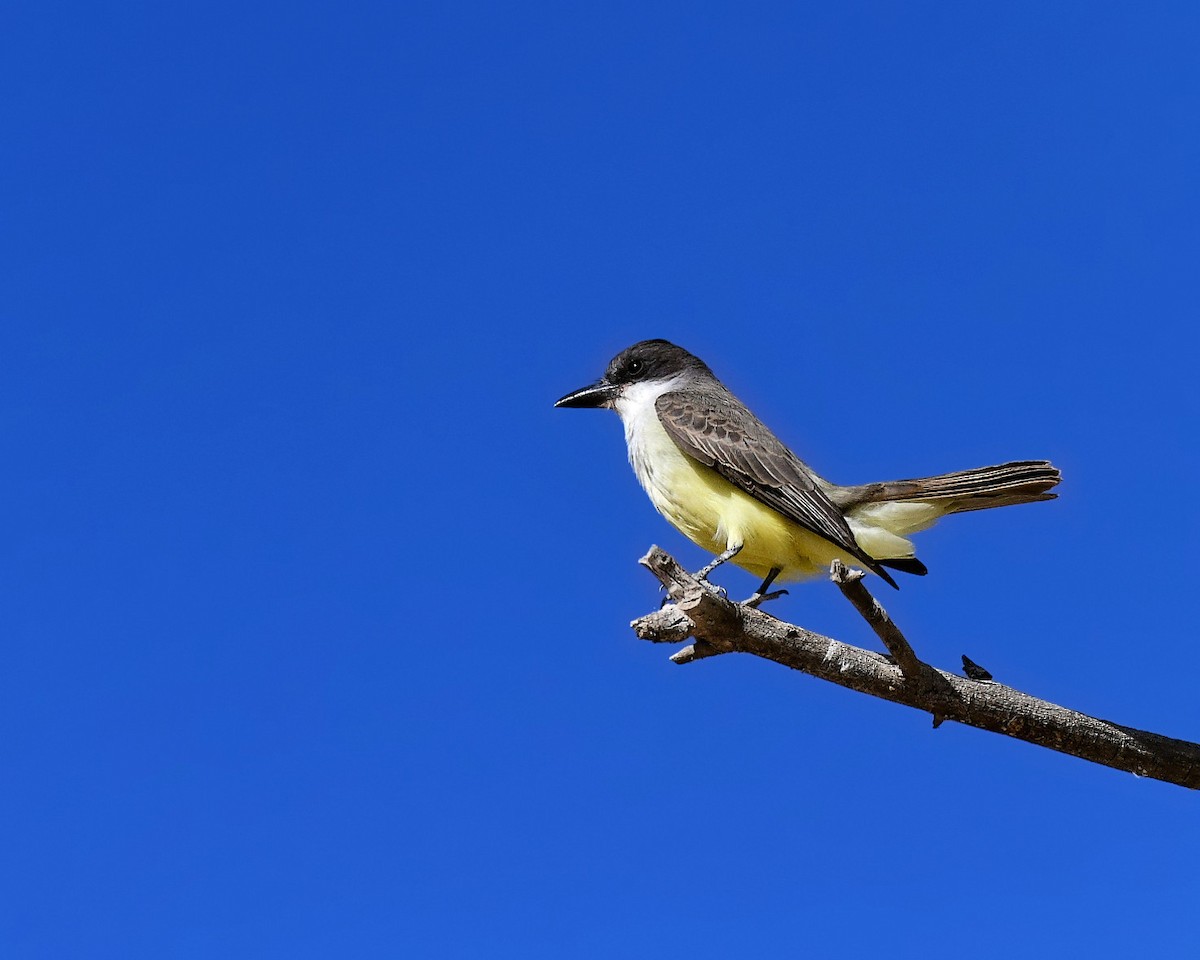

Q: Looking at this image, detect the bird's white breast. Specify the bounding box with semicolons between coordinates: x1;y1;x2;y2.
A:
612;377;745;558
613;378;690;510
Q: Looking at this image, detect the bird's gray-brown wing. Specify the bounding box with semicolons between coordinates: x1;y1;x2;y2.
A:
655;390;897;587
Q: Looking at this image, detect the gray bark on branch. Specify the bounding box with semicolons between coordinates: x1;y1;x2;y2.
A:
631;545;1200;791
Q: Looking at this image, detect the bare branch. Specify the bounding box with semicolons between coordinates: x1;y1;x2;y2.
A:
632;545;1200;791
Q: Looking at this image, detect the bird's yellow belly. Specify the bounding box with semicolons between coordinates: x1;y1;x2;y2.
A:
627;418;850;581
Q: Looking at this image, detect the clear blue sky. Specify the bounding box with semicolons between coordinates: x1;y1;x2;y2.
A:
4;2;1198;957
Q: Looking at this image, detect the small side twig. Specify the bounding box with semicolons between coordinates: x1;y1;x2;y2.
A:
830;560;923;676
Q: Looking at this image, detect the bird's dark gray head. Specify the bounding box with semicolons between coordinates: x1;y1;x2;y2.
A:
554;339;716;409
603;339;713;388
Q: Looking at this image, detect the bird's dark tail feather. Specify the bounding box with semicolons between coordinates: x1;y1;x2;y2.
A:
846;460;1062;515
877;557;929;576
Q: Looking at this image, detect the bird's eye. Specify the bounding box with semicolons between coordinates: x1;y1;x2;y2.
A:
627;359;644;376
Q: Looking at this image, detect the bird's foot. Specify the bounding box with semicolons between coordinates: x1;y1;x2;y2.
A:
743;588;788;609
741;567;785;608
695;576;728;599
689;545;743;600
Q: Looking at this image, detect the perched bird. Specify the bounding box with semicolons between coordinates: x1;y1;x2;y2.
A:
555;339;1059;603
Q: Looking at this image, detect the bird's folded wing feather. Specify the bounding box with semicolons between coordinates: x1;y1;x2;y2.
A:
654;391;888;578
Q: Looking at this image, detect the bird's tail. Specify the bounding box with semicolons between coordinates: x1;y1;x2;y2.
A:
839;460;1061;575
847;460;1061;515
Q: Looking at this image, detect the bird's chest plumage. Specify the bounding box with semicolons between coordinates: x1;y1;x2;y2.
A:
624;409;693;517
612;381;845;579
616;382;731;554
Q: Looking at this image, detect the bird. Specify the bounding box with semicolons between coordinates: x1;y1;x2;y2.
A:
555;339;1060;604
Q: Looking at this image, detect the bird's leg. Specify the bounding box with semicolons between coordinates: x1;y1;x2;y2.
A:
755;566;782;594
696;544;742;579
744;566;788;608
694;544;743;594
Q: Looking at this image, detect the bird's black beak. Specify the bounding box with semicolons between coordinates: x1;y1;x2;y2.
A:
554;378;618;409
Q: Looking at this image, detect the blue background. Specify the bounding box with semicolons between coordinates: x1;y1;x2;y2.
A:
4;2;1198;956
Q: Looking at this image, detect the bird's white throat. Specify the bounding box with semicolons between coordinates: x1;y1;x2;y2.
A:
612;377;688;486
